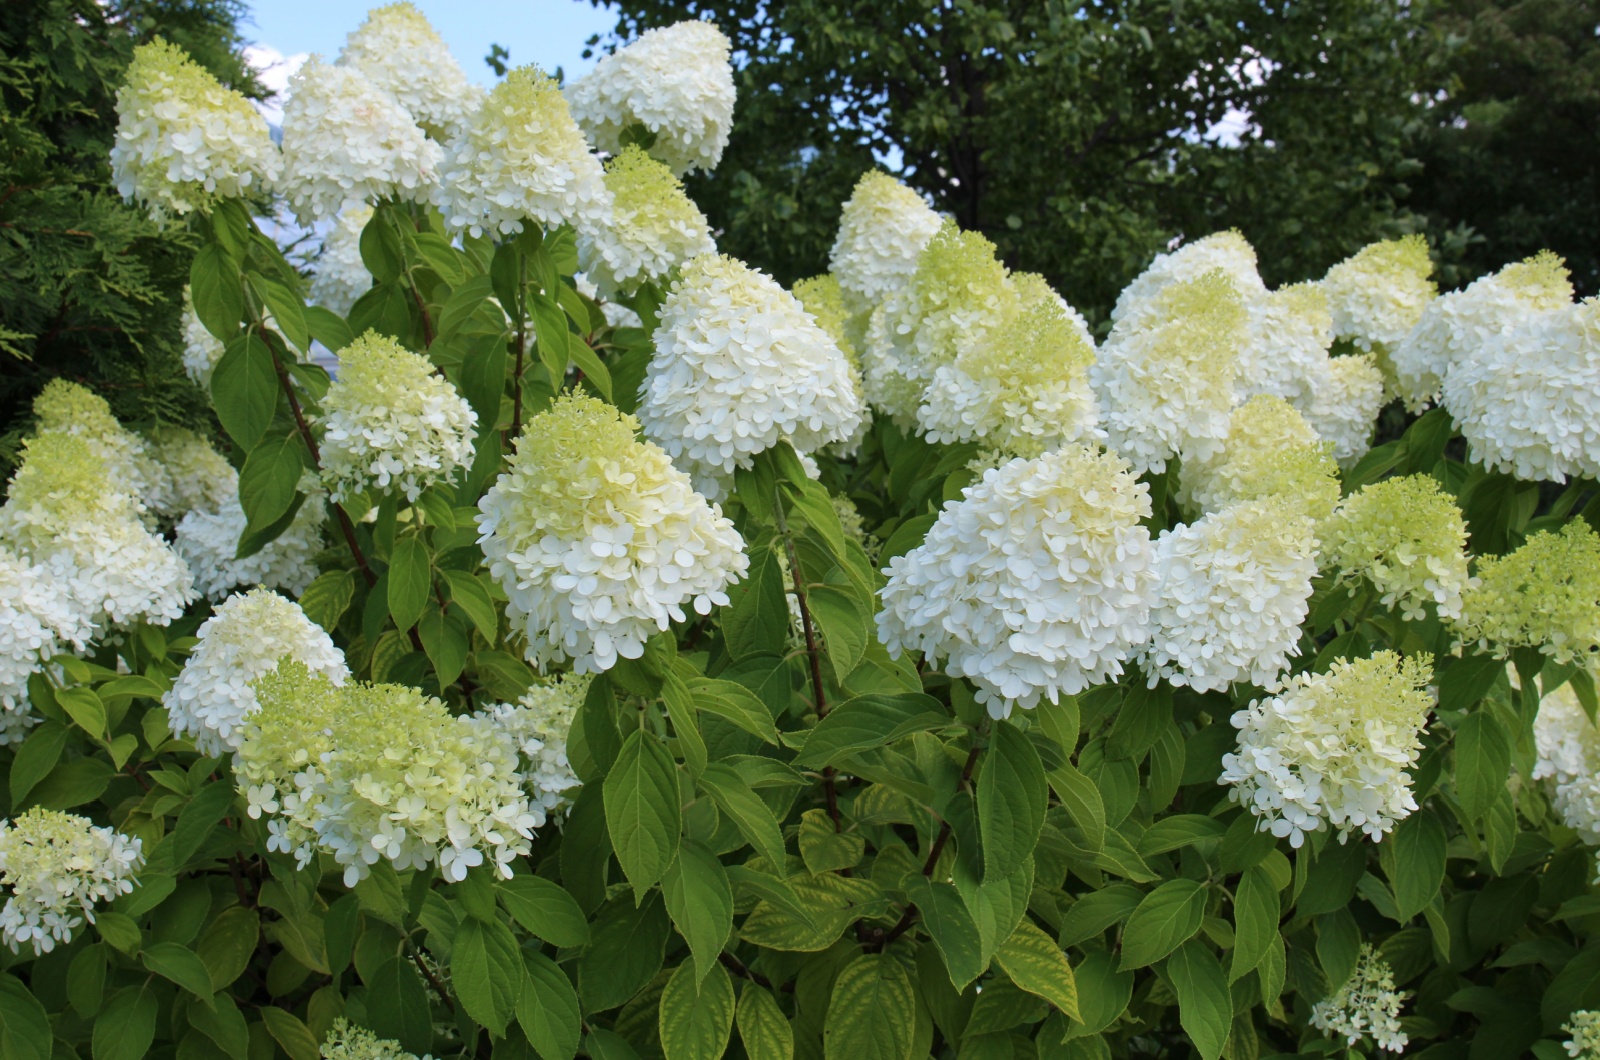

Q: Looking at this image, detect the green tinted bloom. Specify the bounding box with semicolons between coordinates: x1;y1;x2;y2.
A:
1323;474;1472;621
1454;519;1600;664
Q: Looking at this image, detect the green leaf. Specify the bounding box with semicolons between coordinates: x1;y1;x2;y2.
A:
238;431;304;534
304;305;355;350
740;873;887;952
724;548;790;659
261;1007;320;1060
142;942;217;1006
1106;682;1172;761
418;608;469;686
795;693;949;769
190;994;250;1059
1167;941;1232;1060
211;332;278;451
1438;652;1507;712
57;685;106;739
568;334;613;400
576;892;670;1012
387;535;432;631
689;678;781;746
173;781;236;868
95;911;142;954
1060;950;1132;1041
807;584;871;682
605;728;683;898
994;919;1079;1019
365;956;433;1053
1386;812;1448;922
532;291;572;382
353;862;409;927
1119;879;1207;970
443;569;499;641
823;954;916;1060
956;856;1033;969
576;676;623;779
904;877;986;991
9;722;65;805
1229;864;1280;982
662;669;708;776
798;809;865;874
663;839;734;986
453;916;524;1037
1455;710;1512;821
299;570;356;633
1543;945;1600;1032
498;877;590;948
736;983;793;1060
659;962;736;1060
979;720;1047;883
191;244;243;341
1047;762;1105;852
520;952;582;1060
92;986;158;1060
0;973;52;1060
67;944;107;1019
697;763;786;869
586;1030;642;1060
247;272;310;353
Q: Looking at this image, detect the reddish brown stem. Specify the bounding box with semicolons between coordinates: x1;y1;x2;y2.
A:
773;491;840;831
880;741;984;948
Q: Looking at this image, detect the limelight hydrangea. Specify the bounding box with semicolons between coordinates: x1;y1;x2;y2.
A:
918;294;1101;458
877;445;1156;715
1565;1011;1600;1060
435;66;611;238
793;274;872;456
110;39;281;222
1220;651;1435;846
277;57;440;224
1392;251;1572;412
565;20;736;176
0;547;86;744
147;427;236;517
33;380;172;521
1304;353;1386;466
1310;944;1409;1053
1453;519;1600;665
1180;395;1341;522
309;204;375;317
1090;270;1247;475
828;172;945;313
237;663;536;885
1321;235;1437;356
479;393;748;673
862;222;1013;428
0;809;143;954
1442;298;1600;483
1531;671;1600;845
1236;283;1336;409
174;492;327;601
0;434;194;637
337;2;481;139
318;331;477;502
1111;230;1265;325
321;1019;426;1060
182;286;226;386
164;588;348;756
478;673;588;826
639;254;865;496
577;146;715;298
1322;474;1472;621
1138;499;1317;693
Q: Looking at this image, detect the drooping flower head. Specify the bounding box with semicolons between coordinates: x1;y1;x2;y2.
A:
1392;251;1572;412
1531;670;1600;846
1304;353;1386;467
1220;651;1435;846
1236;283;1335;409
164;589;348;756
479;392;749;673
566;20;736;176
577;145;716;298
1139;498;1317;694
478;672;589;826
1453;519;1600;665
174;492;327;601
0;547;86;744
1321;235;1437;361
337;2;481;139
1322;474;1473;621
0;809;143;954
1310;944;1409;1053
1565;1011;1600;1060
147;427;236;518
318;331;478;502
309;204;375;317
639;254;865;496
877;445;1156;715
320;1019;426;1060
828;172;945;313
111;38;281;222
33;380;172;521
1180;395;1341;522
1111;230;1265;325
435;66;611;238
1090;269;1247;474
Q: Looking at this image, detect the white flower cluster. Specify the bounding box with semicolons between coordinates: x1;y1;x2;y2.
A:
1179;394;1341;523
878;445;1156;715
309;205;376;317
174;492;327;601
337;2;481;139
111;39;280;222
1322;474;1473;621
566;20;736;176
1236;283;1336;410
321;1018;427;1060
478;673;588;826
479;392;748;673
164;589;349;756
0;809;143;954
1111;230;1265;325
33;380;172;522
1139;499;1317;693
1220;651;1434;846
639;254;865;497
1310;944;1409;1054
0;548;86;744
436;66;611;238
182;286;226;386
793;274;872;456
577;145;716;298
1321;235;1437;356
1532;671;1600;846
1303;353;1386;466
238;663;536;885
828;172;945;313
318;331;477;502
147;427;237;518
1443;297;1600;483
1565;1011;1600;1060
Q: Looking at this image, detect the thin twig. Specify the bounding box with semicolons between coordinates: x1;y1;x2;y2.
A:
773;489;841;831
880;741;984;948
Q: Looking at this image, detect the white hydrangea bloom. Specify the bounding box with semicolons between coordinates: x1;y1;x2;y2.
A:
33;379;173;522
639;254;864;498
577;145;715;298
1220;651;1434;846
1179;395;1342;523
174;493;326;601
565;20;736;176
308;204;375;317
111;39;281;223
337;2;481;140
1090;270;1247;475
1304;353;1386;467
147;427;236;517
1321;235;1437;356
479;393;748;673
1565;1010;1600;1060
793;274;872;457
318;331;477;502
878;445;1156;715
1322;474;1473;621
277;58;439;224
1442;298;1600;483
0;809;143;954
1138;499;1317;693
321;1019;425;1060
1236;283;1336;410
164;588;348;756
1310;945;1409;1053
1532;670;1600;845
1112;230;1265;325
478;673;588;826
181;286;226;386
828;172;945;313
0;548;87;744
436;66;611;238
1452;520;1600;666
1392;251;1572;412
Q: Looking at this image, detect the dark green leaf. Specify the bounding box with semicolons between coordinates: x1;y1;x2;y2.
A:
191;244;243;342
904;876;985;990
498;877;590;948
1119;879;1206;970
605;728;682;898
807;584;871;682
366;956;434;1053
979;720;1047;883
9;722;65;805
520;952;582;1060
1386;812;1448;922
662;839;734;985
0;973;52;1060
1229;864;1280;981
142;942;216;1006
261;1008;319;1060
211;332;278;450
659;962;736;1060
795;693;949;769
823;954;916;1060
92;986;157;1060
299;570;356;633
387;535;431;632
442;569;499;641
238;431;304;534
736;983;793;1060
1455;711;1512;821
453;916;523;1037
697;762;786;869
1167;941;1232;1060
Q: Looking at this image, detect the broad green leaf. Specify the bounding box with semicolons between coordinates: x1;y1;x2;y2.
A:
520;952;582;1060
737;983;794;1060
994;918;1079;1019
903;876;985;990
191;244;243;341
443;569;499;641
1106;682;1172;761
1229;864;1280;982
142;942;216;1006
659;963;736;1060
698;763;786;869
353;862;409;927
9;722;65;806
807;584;871;682
724;549;790;659
190;994;250;1059
689;677;781;746
1046;763;1104;852
662;669;708;776
1119;879;1206;970
238;431;303;535
261;1008;320;1060
1455;710;1512;821
1060;950;1132;1041
1438;652;1506;713
823;954;916;1060
299;570;356;633
498;876;591;949
417;607;469;686
365;956;433;1053
211;332;278;450
956;855;1033;969
1136;815;1227;858
740;873;888;952
173;781;236;868
304;304;354;350
387;535;431;632
979;720;1047;883
663;839;734;985
576;676;623;779
586;1029;642;1060
606;728;682;898
247;272;310;352
67;944;107;1019
795;693;949;769
0;973;52;1060
95;911;141;954
577;893;671;1013
92;986;157;1060
1058;885;1143;948
1385;812;1448;922
1317;909;1361;991
799;809;865;874
453;916;523;1036
568;334;613;400
57;686;106;739
1167;941;1231;1060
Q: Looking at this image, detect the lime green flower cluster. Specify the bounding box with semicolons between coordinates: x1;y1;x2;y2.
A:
1323;474;1472;621
1454;519;1600;664
578;145;715;297
33;380;172;520
1180;394;1341;522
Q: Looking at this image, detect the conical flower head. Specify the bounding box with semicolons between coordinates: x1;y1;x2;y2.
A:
1531;669;1600;845
566;20;736;175
479;392;749;673
1304;352;1386;466
1565;1011;1600;1060
1236;283;1335;409
0;546;87;743
174;492;327;601
1180;395;1341;522
33;380;172;520
1112;230;1265;325
147;427;236;517
1453;518;1600;664
435;66;611;237
338;2;481;139
478;672;589;826
320;1019;425;1060
0;809;144;955
828;172;944;312
793;273;871;456
111;38;281;222
309;205;375;317
1310;944;1409;1053
1322;235;1437;355
577;145;715;297
1323;474;1472;621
